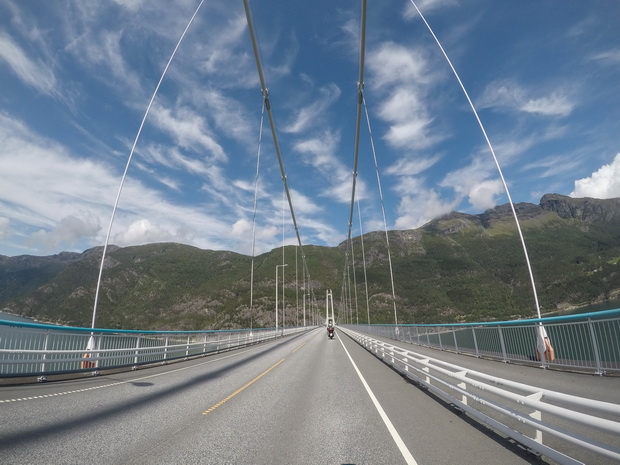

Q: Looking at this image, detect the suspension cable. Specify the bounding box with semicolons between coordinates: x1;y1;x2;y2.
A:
363;98;399;325
242;0;315;303
408;0;542;319
347;0;368;245
90;0;206;329
342;0;368;326
349;235;359;324
249;102;266;329
357;198;371;324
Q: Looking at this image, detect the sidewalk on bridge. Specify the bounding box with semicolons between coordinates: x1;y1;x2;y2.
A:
350;331;620;406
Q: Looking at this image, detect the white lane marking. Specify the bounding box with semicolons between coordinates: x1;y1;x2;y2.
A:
337;333;418;465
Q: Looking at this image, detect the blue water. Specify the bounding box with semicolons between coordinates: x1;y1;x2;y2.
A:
0;311;35;323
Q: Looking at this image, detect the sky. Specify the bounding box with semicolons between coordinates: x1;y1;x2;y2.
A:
1;0;619;258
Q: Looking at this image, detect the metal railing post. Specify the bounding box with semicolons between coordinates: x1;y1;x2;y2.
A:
452;327;459;354
134;335;141;366
587;318;603;375
498;326;508;362
41;330;50;374
472;327;480;358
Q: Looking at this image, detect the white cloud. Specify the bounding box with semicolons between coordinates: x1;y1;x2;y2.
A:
0;33;57;96
112;218;180;246
0;217;10;241
287;189;322;216
293;130;359;203
151;103;226;162
440;155;504;209
202;89;256;145
467;179;504;210
231;218;252;238
385;154;441;177
403;0;458;18
591;49;620;66
520;94;575;117
29;213;101;252
488;125;568;166
284;83;341;134
111;0;147;11
0;113;244;255
367;42;442;149
521;152;583;179
478;79;575;117
571;153;620;199
394;191;458;229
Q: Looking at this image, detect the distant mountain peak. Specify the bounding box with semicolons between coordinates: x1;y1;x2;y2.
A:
424;194;620;235
540;193;620;222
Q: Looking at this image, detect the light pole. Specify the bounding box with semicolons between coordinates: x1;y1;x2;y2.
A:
276;264;288;334
302;292;308;327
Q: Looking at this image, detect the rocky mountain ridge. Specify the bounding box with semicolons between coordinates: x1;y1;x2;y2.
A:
2;194;619;329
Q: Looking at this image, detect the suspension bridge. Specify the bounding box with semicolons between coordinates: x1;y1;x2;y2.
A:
1;1;620;464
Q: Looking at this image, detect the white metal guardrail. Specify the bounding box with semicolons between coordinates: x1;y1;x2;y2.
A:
348;309;620;375
339;326;620;465
0;320;310;380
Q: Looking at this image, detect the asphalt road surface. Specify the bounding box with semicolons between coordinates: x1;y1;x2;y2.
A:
0;327;604;465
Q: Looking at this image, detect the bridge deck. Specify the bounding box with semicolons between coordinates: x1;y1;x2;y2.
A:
1;328;617;464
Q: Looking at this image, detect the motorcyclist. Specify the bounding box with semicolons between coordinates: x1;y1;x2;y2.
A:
327;319;334;338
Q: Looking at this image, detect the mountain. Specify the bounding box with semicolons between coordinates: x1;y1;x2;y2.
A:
1;194;619;329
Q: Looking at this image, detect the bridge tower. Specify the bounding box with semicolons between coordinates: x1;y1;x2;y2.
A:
325;289;335;327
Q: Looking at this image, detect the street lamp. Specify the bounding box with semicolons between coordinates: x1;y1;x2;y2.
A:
276;264;288;334
303;293;309;327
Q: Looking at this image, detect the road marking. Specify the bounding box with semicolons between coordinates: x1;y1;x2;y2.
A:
0;348;255;404
293;340;309;353
337;333;419;465
202;358;285;415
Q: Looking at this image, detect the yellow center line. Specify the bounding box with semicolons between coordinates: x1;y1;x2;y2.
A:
202;358;286;415
293;340;309;353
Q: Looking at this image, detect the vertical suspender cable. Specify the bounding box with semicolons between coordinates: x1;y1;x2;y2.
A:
357;198;371;324
90;0;206;329
363;100;399;325
250;102;266;330
347;0;399;325
407;0;542;320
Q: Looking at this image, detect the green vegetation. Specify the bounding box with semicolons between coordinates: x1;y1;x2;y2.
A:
1;194;619;329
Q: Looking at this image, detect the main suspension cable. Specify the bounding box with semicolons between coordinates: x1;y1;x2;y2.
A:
342;0;368;326
347;0;368;245
242;0;315;303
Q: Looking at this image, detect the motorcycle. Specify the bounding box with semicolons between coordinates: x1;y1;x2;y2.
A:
327;326;335;339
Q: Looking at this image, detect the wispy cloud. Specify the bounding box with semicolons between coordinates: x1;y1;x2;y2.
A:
0;33;58;96
478;79;575;117
293;130;362;204
284;83;342;134
440;155;504;210
385;154;441;177
1;1;618;258
0;112;247;254
590;49;620;66
150;103;226;162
